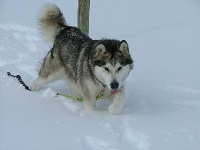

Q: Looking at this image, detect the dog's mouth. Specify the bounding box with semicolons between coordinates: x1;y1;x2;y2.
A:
110;89;119;95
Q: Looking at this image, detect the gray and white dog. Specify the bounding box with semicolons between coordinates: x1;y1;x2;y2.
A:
31;3;133;114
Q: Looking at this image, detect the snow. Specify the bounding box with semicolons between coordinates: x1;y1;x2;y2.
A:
0;0;200;150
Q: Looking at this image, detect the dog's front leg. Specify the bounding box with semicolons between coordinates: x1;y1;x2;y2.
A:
81;80;98;110
83;96;96;110
108;90;125;114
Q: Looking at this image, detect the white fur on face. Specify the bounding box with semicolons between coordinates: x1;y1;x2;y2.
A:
94;63;131;90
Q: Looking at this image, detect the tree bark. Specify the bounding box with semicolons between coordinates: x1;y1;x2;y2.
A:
77;0;90;35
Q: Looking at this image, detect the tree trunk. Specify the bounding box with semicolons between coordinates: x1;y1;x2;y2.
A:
77;0;90;35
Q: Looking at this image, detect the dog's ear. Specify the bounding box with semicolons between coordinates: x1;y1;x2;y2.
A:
93;44;106;59
119;40;129;54
95;44;106;52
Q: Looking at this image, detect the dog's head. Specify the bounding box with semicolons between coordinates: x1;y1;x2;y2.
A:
93;40;133;94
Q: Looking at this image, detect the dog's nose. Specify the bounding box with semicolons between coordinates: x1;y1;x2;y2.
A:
110;81;119;90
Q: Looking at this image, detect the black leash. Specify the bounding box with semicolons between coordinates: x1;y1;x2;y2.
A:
6;72;105;101
7;72;31;91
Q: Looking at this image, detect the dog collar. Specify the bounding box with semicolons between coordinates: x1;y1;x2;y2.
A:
102;83;107;88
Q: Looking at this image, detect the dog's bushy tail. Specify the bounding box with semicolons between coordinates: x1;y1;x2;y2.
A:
39;3;67;42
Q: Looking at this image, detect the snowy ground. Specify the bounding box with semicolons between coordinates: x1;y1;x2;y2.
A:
1;0;200;150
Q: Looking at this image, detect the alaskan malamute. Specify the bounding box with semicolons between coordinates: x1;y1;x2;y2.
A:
31;3;134;114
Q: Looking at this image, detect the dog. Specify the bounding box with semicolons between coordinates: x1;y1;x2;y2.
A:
31;3;134;114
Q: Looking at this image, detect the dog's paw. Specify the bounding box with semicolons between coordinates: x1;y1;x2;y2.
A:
30;80;42;91
83;100;96;111
30;77;45;91
30;83;41;91
108;104;123;115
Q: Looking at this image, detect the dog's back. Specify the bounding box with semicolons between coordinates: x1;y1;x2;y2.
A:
54;26;92;81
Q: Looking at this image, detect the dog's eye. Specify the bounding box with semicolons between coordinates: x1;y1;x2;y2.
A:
117;66;122;72
104;67;109;72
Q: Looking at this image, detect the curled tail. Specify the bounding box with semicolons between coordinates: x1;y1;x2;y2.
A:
39;3;67;42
